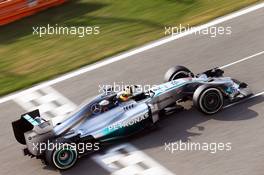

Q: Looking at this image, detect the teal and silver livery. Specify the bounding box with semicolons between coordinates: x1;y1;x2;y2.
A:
12;65;252;170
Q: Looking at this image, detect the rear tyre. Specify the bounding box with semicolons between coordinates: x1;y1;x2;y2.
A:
193;85;224;115
45;141;78;170
164;65;193;82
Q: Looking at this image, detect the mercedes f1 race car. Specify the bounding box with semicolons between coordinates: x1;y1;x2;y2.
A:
12;65;252;170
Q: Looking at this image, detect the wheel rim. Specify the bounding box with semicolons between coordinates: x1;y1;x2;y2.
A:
53;144;77;169
199;88;223;114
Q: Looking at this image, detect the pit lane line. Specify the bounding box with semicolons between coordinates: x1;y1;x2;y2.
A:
219;50;264;69
224;90;264;109
2;49;264;105
0;2;264;104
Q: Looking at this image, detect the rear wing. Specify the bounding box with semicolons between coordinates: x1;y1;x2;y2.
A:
12;109;52;145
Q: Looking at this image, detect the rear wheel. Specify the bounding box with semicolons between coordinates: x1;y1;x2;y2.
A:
45;142;78;170
193;85;224;115
164;65;193;82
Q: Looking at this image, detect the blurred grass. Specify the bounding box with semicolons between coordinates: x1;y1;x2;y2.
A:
0;0;262;96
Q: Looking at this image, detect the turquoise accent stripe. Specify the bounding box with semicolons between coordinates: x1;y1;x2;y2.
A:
154;81;187;97
23;114;39;126
154;80;204;97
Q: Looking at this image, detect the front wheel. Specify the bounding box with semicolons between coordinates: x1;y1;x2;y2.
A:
193;85;224;115
164;65;193;82
45;142;78;170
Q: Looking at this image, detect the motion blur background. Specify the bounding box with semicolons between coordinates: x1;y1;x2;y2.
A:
0;0;261;96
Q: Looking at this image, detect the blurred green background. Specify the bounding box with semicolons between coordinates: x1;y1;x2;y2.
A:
0;0;262;96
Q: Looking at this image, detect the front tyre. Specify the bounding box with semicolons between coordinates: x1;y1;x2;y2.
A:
193;85;224;115
45;142;78;170
164;65;193;82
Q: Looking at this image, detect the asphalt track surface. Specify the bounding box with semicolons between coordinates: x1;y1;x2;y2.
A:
0;4;264;175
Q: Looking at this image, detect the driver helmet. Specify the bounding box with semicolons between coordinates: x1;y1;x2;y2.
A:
118;90;132;102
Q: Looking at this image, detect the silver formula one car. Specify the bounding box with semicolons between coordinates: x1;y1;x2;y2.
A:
12;65;252;170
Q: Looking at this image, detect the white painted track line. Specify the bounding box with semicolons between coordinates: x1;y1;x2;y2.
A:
0;2;264;104
252;91;264;98
224;90;264;108
220;50;264;69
